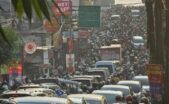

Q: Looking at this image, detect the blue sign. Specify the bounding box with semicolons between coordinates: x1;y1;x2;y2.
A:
55;89;64;96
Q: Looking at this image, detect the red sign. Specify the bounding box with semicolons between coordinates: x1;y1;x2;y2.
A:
9;64;22;75
24;42;37;54
67;38;74;53
146;64;164;101
52;0;72;16
146;64;163;83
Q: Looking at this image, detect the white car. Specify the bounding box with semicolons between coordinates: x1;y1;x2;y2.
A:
68;98;86;104
117;80;142;95
132;36;144;48
132;75;149;86
9;97;72;104
68;94;107;104
92;90;123;104
101;85;131;97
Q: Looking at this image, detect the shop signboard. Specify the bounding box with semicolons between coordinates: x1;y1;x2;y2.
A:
66;54;75;74
78;30;91;39
8;64;22;86
52;0;72;16
146;64;163;102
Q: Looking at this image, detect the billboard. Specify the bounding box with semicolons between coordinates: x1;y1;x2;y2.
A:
52;0;72;16
66;54;75;74
146;64;164;102
79;6;101;27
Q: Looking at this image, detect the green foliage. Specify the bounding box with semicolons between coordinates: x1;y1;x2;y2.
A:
0;27;22;65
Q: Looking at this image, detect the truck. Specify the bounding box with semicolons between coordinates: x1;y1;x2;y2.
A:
99;44;122;64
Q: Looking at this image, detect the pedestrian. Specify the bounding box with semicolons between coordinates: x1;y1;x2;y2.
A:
126;95;132;104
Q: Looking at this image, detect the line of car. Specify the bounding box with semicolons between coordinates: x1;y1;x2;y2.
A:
0;75;149;104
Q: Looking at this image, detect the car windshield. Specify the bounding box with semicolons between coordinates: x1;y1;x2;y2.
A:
73;80;91;86
19;86;40;89
0;94;31;99
34;79;58;84
101;87;129;96
133;38;144;43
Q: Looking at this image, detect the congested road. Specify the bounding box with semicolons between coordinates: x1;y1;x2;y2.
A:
0;1;152;104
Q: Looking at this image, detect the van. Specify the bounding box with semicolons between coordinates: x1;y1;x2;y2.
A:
95;61;116;75
88;67;110;76
132;36;144;48
68;94;107;104
87;70;108;81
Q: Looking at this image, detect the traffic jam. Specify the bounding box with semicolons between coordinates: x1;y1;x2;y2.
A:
0;0;162;104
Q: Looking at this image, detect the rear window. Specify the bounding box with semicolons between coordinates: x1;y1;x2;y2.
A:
87;71;105;78
73;80;91;86
96;65;113;73
0;94;31;99
133;38;144;43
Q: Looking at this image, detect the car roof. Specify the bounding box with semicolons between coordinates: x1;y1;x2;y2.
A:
58;78;80;84
74;75;102;79
17;88;54;92
89;68;109;70
102;85;130;89
142;86;150;91
1;90;31;95
11;97;68;103
68;98;82;103
92;90;123;95
3;88;54;95
74;75;95;78
133;36;143;39
68;94;105;100
88;70;106;72
133;75;148;79
19;84;41;88
117;80;140;84
72;78;93;81
96;61;115;64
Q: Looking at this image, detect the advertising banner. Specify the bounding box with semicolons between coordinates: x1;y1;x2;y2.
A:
67;38;74;53
52;0;72;16
146;64;164;102
8;64;23;86
66;54;75;74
